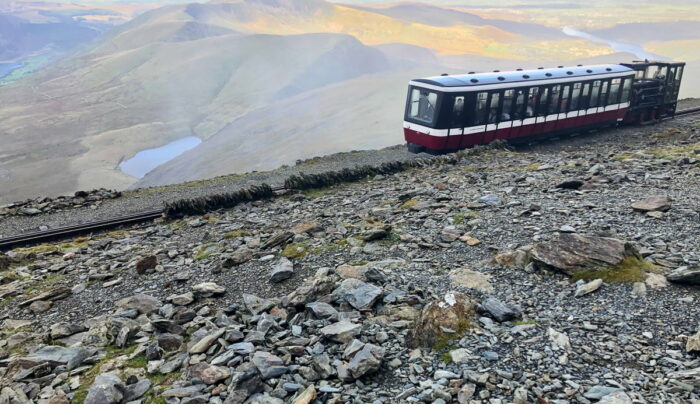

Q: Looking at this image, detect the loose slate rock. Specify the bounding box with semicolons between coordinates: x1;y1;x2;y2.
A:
332;279;382;311
631;196;671;212
135;254;157;274
270;257;294;283
347;344;385;379
531;233;638;276
575;278;603;297
192;282;225;297
320;321;362;343
478;297;518;322
243;294;275;315
667;265;700;285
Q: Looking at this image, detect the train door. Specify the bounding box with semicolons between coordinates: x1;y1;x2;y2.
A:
543;85;560;133
467;91;489;146
509;88;527;139
555;84;571;131
521;87;539;138
497;89;515;140
446;94;466;149
578;82;591;127
483;91;501;143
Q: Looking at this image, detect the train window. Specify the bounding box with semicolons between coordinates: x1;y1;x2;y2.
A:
580;83;591;109
548;85;561;114
676;66;683;81
589;80;601;107
409;88;438;124
501;89;514;120
635;70;645;80
488;92;500;123
452;96;465;127
473;92;488;125
560;85;571;113
538;87;550;116
608;78;621;104
570;83;582;110
599;81;610;106
513;89;527;119
621;78;632;102
526;87;539;117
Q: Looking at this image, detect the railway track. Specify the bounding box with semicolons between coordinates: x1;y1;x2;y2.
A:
2;108;700;251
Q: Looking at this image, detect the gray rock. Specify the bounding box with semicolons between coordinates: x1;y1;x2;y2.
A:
84;372;124;404
269;258;294;283
332;279;383;310
169;292;195;306
433;370;460;379
228;342;255;354
222;248;253;267
583;385;621;400
320;321;362;343
599;391;633;404
157;333;184;351
123;379;151;402
575;278;603;297
667;265;700;285
243;294;275;315
347;343;384;379
192;282;225;297
631;196;671;212
189;328;225;353
477;194;502;206
252;351;288;380
306;302;339;320
362;225;392;241
21;346;92;370
115;294;161;315
478;297;518;322
50;322;86;339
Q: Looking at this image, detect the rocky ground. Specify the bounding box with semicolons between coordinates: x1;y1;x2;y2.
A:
1;109;700;403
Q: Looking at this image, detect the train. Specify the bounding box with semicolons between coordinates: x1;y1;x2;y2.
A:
403;60;685;153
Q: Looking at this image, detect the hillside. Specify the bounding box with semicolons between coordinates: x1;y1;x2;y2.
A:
1;112;699;403
0;0;615;203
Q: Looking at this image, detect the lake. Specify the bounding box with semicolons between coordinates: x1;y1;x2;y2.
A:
0;63;22;79
562;27;667;61
119;136;202;178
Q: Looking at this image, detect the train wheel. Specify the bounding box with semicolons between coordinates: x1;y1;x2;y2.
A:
407;142;426;154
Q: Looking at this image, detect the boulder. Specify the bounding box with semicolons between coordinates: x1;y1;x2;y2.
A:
575;279;603;297
478;297;518;322
347;344;384;379
84;372;124;404
50;322;86;339
270;258;294;283
243;294;275;315
306;302;339;320
222;248;253;267
450;268;493;292
631;196;671;212
331;279;382;311
320;321;362;343
408;292;477;348
252;351;288;379
187;362;231;384
115;294;161;314
531;233;639;276
667;266;700;285
20;346;92;370
687;330;700;353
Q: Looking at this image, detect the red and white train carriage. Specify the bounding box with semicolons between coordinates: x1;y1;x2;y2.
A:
404;61;684;153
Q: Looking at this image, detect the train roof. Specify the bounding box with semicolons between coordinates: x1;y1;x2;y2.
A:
412;64;634;88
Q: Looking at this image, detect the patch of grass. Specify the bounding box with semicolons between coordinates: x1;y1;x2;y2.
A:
363;218;384;226
377;232;402;246
24;274;69;295
125;354;148;369
652;127;682;139
454;210;477;225
224;230;249;239
611;153;635;161
281;243;310;259
350;260;368;266
399;199;418;210
514;320;537;326
454;213;466;225
440;352;453;364
523;163;540;171
572;256;657;283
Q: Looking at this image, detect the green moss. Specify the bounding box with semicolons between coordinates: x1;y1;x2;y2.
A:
377;232;402;246
611;153;634;161
194;251;213;261
454;213;466;225
399;199;418;209
571;256;657;283
523;163;540;171
350;260;368;266
432;334;458;352
281;243;310;259
453;210;477;225
224;230;249;239
652;127;682;139
23;275;69;295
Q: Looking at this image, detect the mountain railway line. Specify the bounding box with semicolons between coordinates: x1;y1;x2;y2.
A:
1;107;699;252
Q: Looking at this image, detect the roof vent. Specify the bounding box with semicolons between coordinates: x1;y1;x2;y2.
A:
516;68;523;71
468;71;475;74
586;69;593;73
441;73;448;76
557;65;564;68
497;76;505;81
523;74;530;79
493;70;500;72
577;64;583;66
545;73;553;77
537;67;544;69
566;71;574;75
470;78;479;83
605;67;612;71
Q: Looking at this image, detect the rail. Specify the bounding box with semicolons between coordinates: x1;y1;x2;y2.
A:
1;108;699;251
